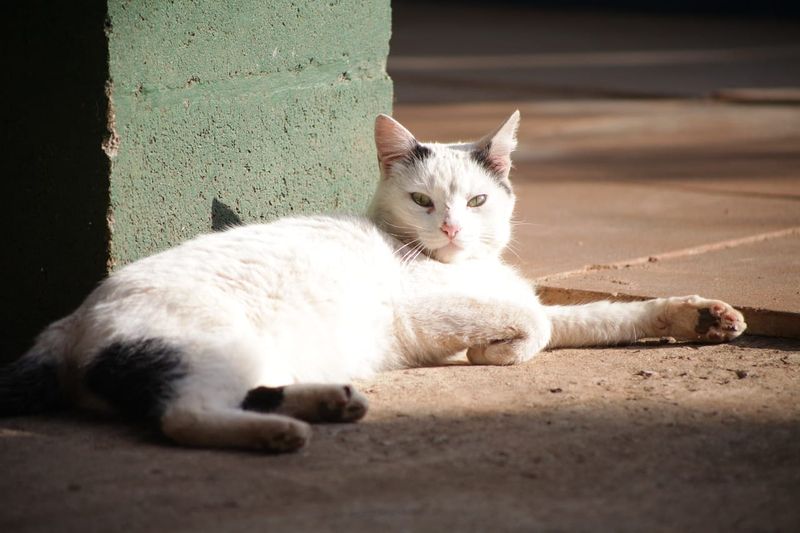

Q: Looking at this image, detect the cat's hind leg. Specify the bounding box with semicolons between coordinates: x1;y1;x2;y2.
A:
242;384;368;423
159;400;311;452
83;336;313;452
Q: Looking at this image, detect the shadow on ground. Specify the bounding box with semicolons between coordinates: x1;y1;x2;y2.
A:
2;337;798;532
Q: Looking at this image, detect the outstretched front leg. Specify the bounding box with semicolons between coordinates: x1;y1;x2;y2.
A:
395;295;552;366
545;295;746;348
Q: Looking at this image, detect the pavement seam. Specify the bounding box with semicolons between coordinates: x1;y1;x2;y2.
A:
603;178;800;202
536;226;800;283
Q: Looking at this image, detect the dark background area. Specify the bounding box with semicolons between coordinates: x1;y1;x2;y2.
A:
395;0;800;16
1;1;110;362
390;1;800;103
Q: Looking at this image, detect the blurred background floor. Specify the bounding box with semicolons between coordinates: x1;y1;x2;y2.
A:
390;2;800;102
390;1;800;337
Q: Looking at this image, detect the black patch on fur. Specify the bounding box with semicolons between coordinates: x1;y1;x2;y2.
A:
695;307;717;334
241;386;285;412
406;143;432;165
471;142;513;195
84;340;187;421
0;355;63;417
471;142;493;171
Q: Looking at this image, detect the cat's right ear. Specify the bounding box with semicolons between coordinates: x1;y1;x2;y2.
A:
472;110;520;180
374;114;420;177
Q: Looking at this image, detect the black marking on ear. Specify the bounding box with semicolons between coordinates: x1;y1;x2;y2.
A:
84;340;187;421
406;143;432;165
471;142;493;172
241;386;285;412
471;142;513;195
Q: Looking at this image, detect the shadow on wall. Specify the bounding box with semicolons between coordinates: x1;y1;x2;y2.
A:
1;1;111;362
211;199;244;232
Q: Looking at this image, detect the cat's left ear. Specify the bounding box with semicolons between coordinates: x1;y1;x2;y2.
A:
473;110;520;179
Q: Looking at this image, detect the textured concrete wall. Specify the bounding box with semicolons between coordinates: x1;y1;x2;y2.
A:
4;0;392;360
106;0;393;266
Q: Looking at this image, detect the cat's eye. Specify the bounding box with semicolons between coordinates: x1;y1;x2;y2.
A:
410;192;434;208
467;194;487;207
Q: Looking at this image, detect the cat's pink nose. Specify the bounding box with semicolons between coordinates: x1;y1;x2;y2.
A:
440;222;461;240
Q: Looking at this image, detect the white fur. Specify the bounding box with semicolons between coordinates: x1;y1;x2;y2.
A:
25;112;746;451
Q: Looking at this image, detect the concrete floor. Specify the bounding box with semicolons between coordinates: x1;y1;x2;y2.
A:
3;337;799;532
3;5;799;533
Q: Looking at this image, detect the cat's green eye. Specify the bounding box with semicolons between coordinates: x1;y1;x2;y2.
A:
467;194;487;207
411;192;434;208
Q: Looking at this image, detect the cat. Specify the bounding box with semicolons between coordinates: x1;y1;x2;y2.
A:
0;111;746;452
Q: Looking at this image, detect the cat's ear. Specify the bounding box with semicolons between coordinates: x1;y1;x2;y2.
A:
374;114;424;176
472;110;520;179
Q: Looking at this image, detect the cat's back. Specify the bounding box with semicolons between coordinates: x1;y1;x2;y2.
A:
76;215;400;344
110;214;398;288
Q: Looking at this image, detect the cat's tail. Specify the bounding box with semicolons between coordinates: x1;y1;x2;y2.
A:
0;318;70;417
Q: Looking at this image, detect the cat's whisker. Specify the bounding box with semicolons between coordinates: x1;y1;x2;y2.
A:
407;245;426;266
510;219;545;227
395;238;422;256
399;241;425;267
504;244;523;262
407;243;427;267
509;221;546;235
381;219;425;232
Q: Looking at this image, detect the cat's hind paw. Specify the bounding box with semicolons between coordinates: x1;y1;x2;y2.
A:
666;295;746;343
258;418;312;453
312;385;369;423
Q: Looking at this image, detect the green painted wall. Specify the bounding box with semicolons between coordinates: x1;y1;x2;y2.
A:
106;0;393;266
4;0;392;360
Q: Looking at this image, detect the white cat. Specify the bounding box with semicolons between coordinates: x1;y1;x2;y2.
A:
1;112;746;452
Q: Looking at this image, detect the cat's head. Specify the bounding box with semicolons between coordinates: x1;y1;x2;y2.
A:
368;111;519;263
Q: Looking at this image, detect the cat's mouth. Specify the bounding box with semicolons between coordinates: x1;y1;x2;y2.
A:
440;241;463;252
430;241;466;263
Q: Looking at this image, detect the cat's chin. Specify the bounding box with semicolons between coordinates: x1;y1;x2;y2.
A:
431;242;467;263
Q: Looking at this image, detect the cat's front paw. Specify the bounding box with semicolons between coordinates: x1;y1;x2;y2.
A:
280;384;368;423
466;335;542;366
665;295;746;342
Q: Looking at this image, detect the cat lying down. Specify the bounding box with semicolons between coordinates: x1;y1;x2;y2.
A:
1;112;746;452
